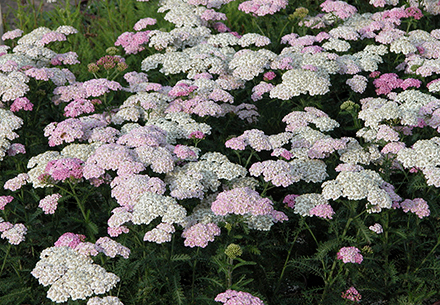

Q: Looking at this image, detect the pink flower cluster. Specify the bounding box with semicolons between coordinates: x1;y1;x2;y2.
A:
320;0;357;19
43;158;84;182
115;31;150;54
238;0;288;16
0;221;27;245
373;73;421;95
215;290;265;305
212;187;288;223
337;246;363;264
10;97;33;112
133;18;157;31
182;223;221;248
0;195;14;210
395;198;430;219
38;194;62;214
54;233;130;258
309;204;335;219
341;287;361;302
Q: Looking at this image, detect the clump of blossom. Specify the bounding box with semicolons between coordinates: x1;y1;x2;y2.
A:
238;0;288;16
87;296;124;305
182;222;221;248
337;246;363;264
215;290;265;305
346;75;368;93
2;29;24;41
43;157;84;182
369;223;383;234
44;118;84;147
3;173;29;192
0;221;27;245
54;232;86;248
321;169;399;213
115;31;150;54
282;107;339;132
7;143;26;156
342;286;362;302
10;97;33;112
0;109;23;161
39;193;62;214
396;198;430;219
95;237;130;259
144;223;175;243
309;204;335;219
293;193;329;216
320;0;357;19
211;187;288;226
31;246;120;303
283;194;298;208
0;196;14;210
134;18;157;31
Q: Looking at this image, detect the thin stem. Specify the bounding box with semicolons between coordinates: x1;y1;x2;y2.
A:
0;244;11;277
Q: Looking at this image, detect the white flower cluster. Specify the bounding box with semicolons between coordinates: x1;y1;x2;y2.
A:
229;49;276;81
270;68;331;99
0;71;30;101
397;138;440;187
31;246;120;303
0;218;27;245
166;152;247;199
322;169;393;213
294;193;328;216
337;138;381;165
87;296;124;305
132;192;187;226
0;109;23;161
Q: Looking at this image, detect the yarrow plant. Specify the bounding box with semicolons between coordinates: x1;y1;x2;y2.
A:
1;0;440;303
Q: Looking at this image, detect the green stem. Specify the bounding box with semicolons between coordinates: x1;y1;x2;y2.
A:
0;244;11;277
227;257;233;288
274;233;299;295
191;248;200;303
321;217;353;302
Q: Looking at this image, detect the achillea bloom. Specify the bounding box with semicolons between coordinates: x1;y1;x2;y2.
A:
1;222;27;245
182;222;221;248
54;232;86;248
4;173;29;191
342;286;361;302
44;118;84;147
7;143;26;156
144;222;175;243
39;193;62;214
397;198;430;219
369;223;383;234
31;246;120;303
309;204;335;219
215;290;265;305
0;195;14;210
238;0;288;16
320;0;357;19
87;296;124;305
10;97;33;112
337;246;363;264
2;29;24;41
133;18;157;31
44;158;84;182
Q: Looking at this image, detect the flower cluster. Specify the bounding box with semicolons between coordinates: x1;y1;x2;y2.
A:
337;246;363;264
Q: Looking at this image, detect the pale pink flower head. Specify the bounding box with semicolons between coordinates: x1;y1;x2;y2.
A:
369;223;383;234
7;143;26;156
182;223;221;248
215;290;265;305
2;29;23;41
399;198;430;219
342;286;361;302
133;18;157;31
44;158;84;182
263;71;276;81
309;204;335;219
38;193;62;214
54;232;86;248
0;196;14;210
405;7;423;20
39;32;67;45
189;131;205;139
283;194;299;208
320;0;357;19
337;246;363;264
10;97;33;112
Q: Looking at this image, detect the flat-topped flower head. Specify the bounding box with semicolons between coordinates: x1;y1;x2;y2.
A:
337;246;363;264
